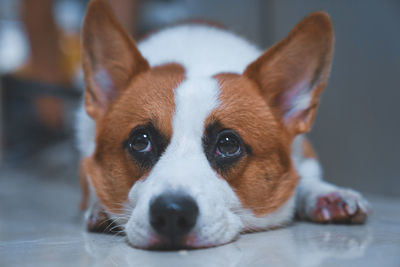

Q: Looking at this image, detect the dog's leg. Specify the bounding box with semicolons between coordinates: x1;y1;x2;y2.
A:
293;136;370;224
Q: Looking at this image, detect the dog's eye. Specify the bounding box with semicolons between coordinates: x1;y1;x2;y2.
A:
216;134;241;157
203;124;249;172
203;125;248;172
130;132;152;153
125;123;168;169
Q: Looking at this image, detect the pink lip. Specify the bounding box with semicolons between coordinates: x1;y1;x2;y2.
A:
183;232;198;247
146;234;162;247
142;232;200;250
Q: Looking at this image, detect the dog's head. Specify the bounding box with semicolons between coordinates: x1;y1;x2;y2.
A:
81;0;333;249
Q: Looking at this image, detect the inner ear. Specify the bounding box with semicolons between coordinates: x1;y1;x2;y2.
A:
244;12;334;136
82;0;149;119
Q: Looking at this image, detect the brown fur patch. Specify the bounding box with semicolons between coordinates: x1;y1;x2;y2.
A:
85;63;185;213
244;12;333;137
211;73;299;216
302;137;318;159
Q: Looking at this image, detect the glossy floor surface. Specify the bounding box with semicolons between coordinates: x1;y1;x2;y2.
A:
1;142;400;267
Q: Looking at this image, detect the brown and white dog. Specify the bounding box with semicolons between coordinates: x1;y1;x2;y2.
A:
76;0;370;250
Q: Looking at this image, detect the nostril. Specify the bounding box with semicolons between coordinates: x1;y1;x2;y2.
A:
177;216;188;228
152;215;166;229
150;193;199;240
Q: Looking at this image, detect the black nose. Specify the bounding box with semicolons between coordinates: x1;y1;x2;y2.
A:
150;193;199;241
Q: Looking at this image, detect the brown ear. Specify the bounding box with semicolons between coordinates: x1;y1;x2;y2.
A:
82;0;149;119
244;12;334;136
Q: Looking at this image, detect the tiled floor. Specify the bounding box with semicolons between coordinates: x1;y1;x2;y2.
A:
1;142;399;267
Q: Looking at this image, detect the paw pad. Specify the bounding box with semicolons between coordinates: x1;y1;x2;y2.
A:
311;192;369;224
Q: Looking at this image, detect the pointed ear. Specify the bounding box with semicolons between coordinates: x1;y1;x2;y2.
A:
82;0;149;119
244;12;334;136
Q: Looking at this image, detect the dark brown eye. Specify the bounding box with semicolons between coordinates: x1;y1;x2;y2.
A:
203;124;249;172
125;123;169;170
130;133;152;153
216;134;241;157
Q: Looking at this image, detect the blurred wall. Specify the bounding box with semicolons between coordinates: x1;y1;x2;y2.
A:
139;0;265;44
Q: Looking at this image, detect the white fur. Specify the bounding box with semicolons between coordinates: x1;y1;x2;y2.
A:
75;104;95;158
138;24;262;77
239;196;295;232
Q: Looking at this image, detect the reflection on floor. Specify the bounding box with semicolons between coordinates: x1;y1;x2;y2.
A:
1;142;399;267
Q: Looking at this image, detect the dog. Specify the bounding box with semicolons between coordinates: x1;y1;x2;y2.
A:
76;0;370;250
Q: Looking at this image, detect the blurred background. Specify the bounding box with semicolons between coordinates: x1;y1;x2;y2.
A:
0;0;399;197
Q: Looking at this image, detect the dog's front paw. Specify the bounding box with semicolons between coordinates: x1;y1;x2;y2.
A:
308;189;370;224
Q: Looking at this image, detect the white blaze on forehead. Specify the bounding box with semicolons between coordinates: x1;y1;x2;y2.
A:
171;77;219;147
142;76;224;192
